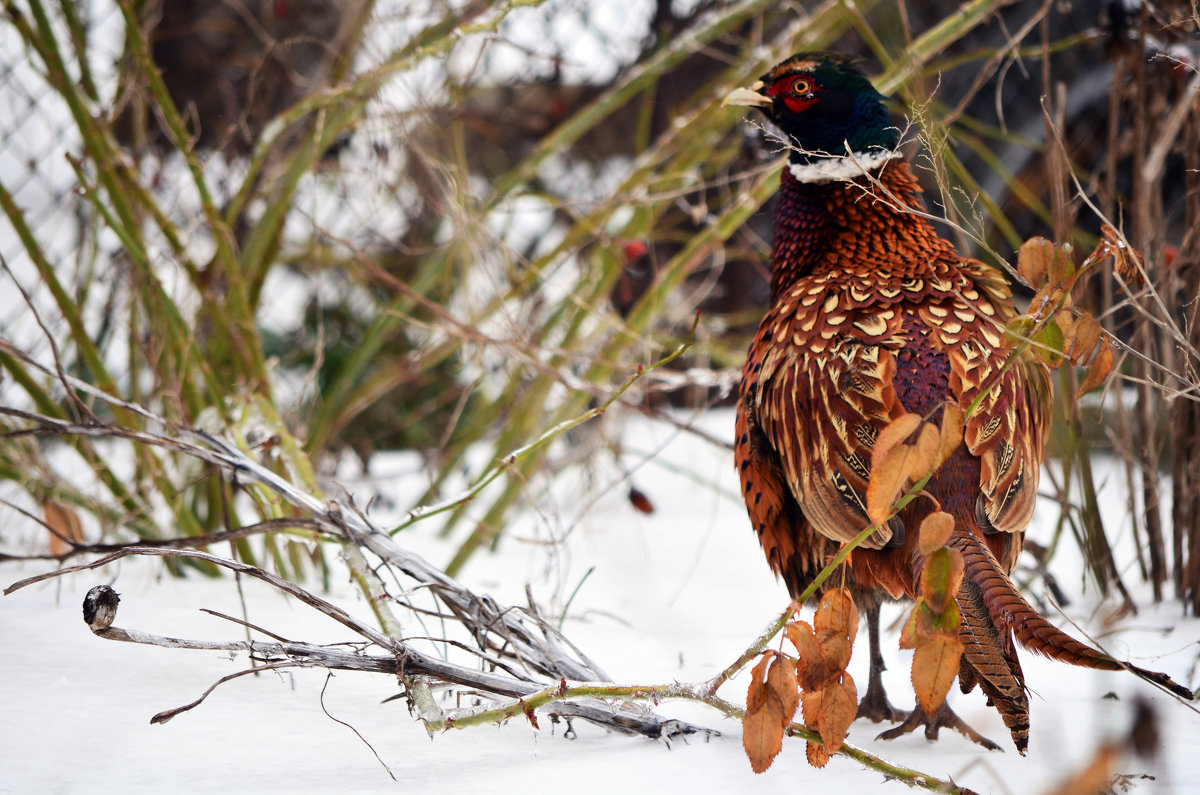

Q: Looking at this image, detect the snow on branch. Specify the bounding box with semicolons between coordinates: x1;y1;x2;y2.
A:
1;407;710;740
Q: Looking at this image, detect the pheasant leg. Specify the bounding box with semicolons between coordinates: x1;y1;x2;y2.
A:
856;600;901;723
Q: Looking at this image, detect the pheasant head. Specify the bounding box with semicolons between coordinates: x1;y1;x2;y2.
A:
726;52;900;180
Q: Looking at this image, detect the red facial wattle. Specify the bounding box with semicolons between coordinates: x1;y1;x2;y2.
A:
766;74;819;114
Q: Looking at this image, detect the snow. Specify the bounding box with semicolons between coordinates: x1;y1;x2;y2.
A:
2;410;1199;794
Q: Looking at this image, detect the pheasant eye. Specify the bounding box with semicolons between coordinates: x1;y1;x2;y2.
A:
767;75;816;99
788;77;813;95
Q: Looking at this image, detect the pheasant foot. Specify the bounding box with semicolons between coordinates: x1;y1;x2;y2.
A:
876;702;1001;751
856;675;902;723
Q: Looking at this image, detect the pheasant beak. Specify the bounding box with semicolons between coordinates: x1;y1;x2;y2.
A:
723;80;771;108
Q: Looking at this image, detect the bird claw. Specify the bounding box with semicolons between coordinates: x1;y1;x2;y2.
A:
876;702;1002;751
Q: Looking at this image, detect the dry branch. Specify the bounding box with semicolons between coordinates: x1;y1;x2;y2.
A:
1;406;706;740
3;388;979;791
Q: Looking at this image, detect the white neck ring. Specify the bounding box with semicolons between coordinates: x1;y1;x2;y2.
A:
787;149;902;183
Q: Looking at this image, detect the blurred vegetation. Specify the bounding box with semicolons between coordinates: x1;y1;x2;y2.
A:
2;0;1200;606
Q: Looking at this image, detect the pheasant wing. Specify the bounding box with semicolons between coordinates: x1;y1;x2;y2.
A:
751;323;905;551
947;262;1053;542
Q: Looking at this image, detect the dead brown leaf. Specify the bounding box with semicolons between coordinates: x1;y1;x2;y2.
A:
1017;236;1054;287
813;588;858;650
788;621;832;690
867;419;940;524
743;655;783;773
1098;224;1146;289
802;673;857;755
743;653;800;773
917;511;955;556
866;447;910;525
911;635;964;717
1078;338;1114;394
43;500;83;556
871;413;922;464
767;654;800;729
805;738;833;768
935;403;964;467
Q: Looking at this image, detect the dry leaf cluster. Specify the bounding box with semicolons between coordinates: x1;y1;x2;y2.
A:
1005;227;1140;393
742;589;859;772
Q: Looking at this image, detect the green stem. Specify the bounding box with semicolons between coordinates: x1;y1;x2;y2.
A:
426;681;970;793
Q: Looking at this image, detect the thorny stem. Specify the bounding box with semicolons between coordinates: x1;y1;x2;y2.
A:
704;604;795;696
423;682;971;792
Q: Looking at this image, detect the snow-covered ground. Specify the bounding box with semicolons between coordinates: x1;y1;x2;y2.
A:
3;410;1198;794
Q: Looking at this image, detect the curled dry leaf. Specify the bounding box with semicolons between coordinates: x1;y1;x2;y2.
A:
1078;339;1114;394
805;735;833;768
746;654;770;712
1028;304;1112;390
743;655;779;773
1031;282;1069;319
866;447;911;525
1047;242;1075;286
1055;309;1077;352
912;423;940;474
872;413;922;460
43;500;84;556
866;416;939;524
742;653;800;774
1070;314;1103;364
1019;236;1077;289
1097;224;1146;289
1017;236;1054;287
801;672;857;765
781;591;861;769
792;589;859;692
917;511;955;556
788;620;830;690
813;589;857;674
819;673;857;751
814;588;858;649
899;600;932;650
935;403;963;468
768;654;800;730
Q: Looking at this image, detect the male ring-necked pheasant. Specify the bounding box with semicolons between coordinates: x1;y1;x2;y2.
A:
728;52;1192;753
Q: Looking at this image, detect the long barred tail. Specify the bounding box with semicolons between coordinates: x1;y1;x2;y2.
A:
953;527;1194;701
956;576;1031;753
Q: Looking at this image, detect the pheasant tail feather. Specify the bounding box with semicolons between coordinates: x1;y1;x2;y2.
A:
957;577;1030;754
955;527;1194;701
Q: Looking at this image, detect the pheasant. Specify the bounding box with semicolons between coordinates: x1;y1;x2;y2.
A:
727;52;1193;753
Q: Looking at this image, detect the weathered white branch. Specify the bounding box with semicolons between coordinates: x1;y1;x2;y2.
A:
61;573;708;739
2;403;710;741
